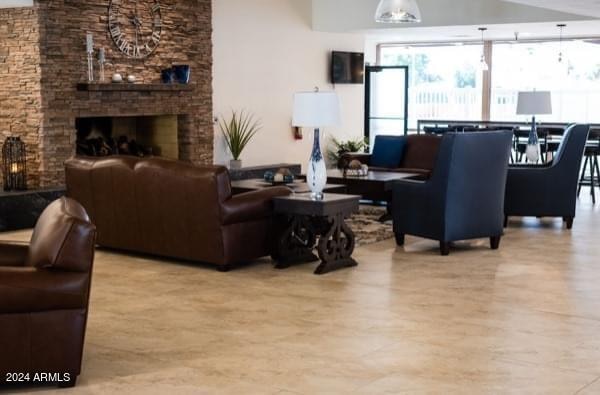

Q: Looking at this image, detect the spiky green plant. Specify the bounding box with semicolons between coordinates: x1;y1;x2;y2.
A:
219;110;261;160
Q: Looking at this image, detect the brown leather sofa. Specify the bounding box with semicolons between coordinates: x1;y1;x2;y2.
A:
0;197;96;388
65;156;291;271
341;134;442;180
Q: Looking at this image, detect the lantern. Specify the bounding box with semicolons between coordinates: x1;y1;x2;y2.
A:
2;136;27;191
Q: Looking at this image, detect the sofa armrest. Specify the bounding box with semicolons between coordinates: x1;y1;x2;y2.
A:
0;243;29;267
339;152;371;168
221;186;291;225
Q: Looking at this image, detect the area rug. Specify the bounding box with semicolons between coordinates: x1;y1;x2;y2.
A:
347;205;394;247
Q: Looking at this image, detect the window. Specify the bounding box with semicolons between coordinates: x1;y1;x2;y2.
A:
379;44;484;130
378;39;600;130
491;40;600;123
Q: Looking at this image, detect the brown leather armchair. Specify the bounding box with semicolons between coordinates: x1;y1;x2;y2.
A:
65;156;291;271
0;197;96;388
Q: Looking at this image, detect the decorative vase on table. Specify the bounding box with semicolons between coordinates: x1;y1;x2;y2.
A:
307;129;327;200
292;89;341;201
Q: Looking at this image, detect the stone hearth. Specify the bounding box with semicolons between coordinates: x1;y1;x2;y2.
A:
0;0;213;188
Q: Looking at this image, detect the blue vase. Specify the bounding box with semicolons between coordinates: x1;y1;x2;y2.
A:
307;128;327;200
173;65;190;84
161;68;176;84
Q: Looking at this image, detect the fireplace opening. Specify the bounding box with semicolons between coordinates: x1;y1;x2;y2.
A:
75;115;179;159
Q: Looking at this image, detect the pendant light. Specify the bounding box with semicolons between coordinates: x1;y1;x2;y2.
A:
375;0;422;23
478;27;489;71
557;24;566;63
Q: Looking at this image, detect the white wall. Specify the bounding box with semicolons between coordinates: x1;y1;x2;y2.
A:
212;0;365;170
0;1;33;8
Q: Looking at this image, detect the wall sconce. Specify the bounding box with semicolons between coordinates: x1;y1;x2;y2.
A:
293;126;303;140
2;136;27;191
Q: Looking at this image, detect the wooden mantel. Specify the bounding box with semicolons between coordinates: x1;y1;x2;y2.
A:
76;83;194;92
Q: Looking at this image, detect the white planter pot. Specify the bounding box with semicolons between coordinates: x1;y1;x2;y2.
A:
230;159;242;170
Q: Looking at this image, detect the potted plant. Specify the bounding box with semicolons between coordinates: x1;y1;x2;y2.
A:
327;137;368;168
218;110;261;170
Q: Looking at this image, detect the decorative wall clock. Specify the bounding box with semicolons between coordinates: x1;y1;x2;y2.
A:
108;0;162;59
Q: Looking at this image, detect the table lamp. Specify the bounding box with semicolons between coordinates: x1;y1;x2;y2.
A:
516;91;553;162
292;90;341;200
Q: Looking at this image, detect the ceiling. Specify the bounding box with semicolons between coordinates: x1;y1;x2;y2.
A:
313;0;596;33
312;0;600;44
367;20;600;44
501;0;600;18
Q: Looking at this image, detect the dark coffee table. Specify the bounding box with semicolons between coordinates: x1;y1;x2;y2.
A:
301;169;421;221
271;193;360;275
231;179;347;195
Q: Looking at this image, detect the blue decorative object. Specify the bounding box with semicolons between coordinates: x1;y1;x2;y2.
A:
161;68;176;84
307;129;327;200
264;169;294;184
173;65;191;84
263;171;275;182
370;135;406;168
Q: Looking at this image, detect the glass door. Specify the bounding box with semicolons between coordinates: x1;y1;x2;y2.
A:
364;66;409;149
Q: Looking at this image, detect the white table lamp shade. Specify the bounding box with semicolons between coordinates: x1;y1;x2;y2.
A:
292;92;341;128
516;91;553;115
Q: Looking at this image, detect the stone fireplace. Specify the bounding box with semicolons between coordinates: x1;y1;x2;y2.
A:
0;0;213;188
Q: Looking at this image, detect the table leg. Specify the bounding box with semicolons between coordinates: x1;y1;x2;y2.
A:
378;200;392;223
272;215;319;269
314;213;358;275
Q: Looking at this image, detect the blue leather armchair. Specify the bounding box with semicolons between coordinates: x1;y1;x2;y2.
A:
392;131;513;255
504;124;590;229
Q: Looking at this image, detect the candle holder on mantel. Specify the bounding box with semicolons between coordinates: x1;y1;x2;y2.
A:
2;136;27;191
98;48;106;82
86;32;94;82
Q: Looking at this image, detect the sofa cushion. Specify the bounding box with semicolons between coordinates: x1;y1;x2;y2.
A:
370;135;406;168
401;134;442;171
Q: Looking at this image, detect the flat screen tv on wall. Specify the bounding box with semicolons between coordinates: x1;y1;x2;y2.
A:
331;51;364;84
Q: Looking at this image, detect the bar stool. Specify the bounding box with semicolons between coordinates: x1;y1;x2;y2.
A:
577;130;600;204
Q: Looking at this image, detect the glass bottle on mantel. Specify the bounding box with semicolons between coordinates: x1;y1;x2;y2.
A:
307;128;327;200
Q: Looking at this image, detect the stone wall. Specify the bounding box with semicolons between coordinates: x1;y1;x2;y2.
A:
0;7;43;188
3;0;213;188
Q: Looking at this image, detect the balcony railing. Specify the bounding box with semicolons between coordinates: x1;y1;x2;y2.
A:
409;87;481;128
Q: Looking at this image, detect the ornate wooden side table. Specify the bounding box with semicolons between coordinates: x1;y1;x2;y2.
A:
271;193;361;275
